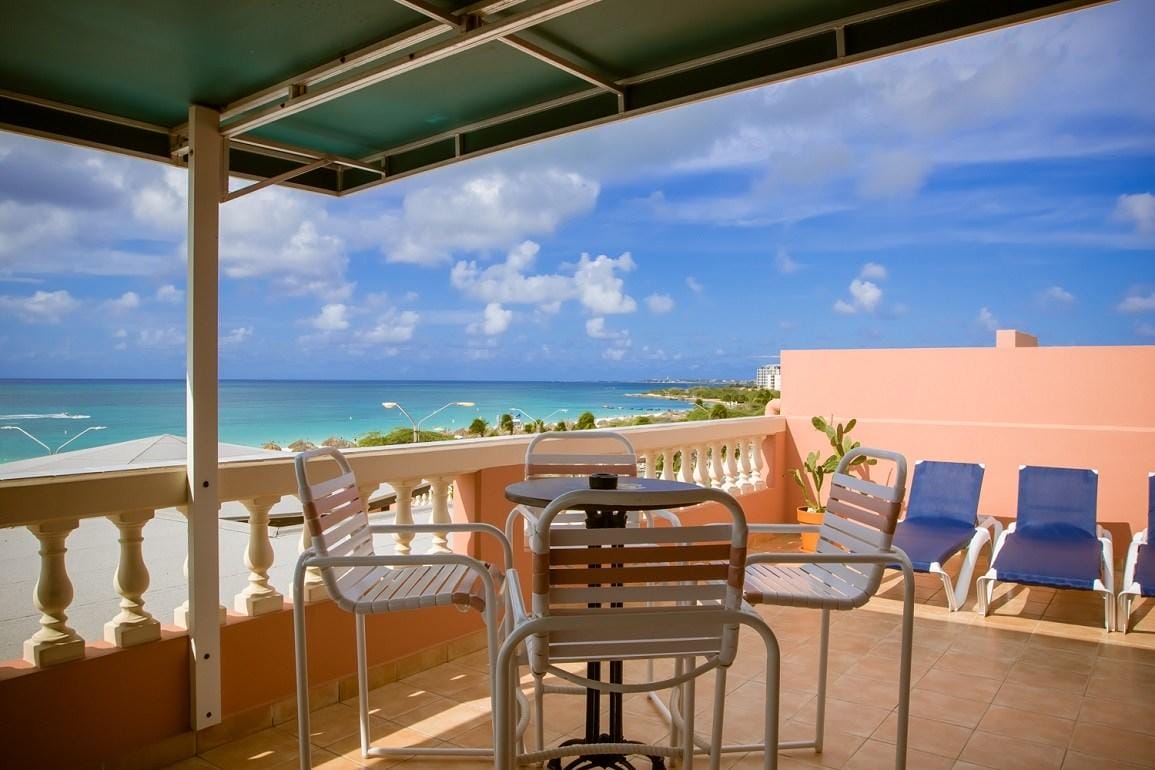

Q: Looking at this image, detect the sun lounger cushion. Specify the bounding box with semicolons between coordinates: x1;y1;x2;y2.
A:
1135;544;1155;598
992;526;1102;590
906;461;985;526
892;517;976;572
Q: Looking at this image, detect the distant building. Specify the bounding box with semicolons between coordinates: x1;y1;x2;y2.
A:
755;363;781;391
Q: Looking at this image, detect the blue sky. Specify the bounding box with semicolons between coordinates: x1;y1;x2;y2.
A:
1;0;1153;381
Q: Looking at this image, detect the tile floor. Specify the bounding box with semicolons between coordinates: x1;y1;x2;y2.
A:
163;554;1155;770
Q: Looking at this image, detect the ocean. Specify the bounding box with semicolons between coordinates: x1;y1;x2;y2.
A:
0;379;692;463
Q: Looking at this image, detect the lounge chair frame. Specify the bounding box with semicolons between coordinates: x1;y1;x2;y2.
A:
1117;472;1154;633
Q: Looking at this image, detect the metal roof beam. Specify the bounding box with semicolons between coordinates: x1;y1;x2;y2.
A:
220;0;601;139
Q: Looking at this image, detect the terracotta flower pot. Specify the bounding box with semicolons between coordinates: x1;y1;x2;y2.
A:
796;506;823;552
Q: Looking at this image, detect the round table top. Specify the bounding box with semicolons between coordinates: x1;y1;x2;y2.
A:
504;476;702;509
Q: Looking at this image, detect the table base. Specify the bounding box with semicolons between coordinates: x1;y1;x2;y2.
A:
547;736;665;770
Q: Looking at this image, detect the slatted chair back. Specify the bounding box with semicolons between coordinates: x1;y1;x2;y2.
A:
524;430;639;479
525;486;748;678
1017;465;1098;537
906;460;984;525
810;447;908;606
295;447;376;604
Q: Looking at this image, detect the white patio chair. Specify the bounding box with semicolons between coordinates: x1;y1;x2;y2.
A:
743;447;914;770
494;485;780;770
291;447;520;768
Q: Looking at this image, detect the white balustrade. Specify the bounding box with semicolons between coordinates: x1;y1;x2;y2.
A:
749;436;766;490
24;519;85;666
175;505;228;627
710;441;725;488
724;442;741;493
738;437;755;492
234;496;284;616
104;509;161;646
429;477;452;554
695;444;711;487
390;478;417;555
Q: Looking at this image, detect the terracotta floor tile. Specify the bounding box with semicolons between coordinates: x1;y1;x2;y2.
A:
163;760;219;770
778;723;865;768
1076;695;1155;733
871;713;972;759
786;696;892;740
958;730;1066;770
1061;750;1149;770
271;746;363;770
827;672;901;711
992;681;1084;720
201;727;302;770
906;688;990;728
1067;723;1155;767
327;723;445;768
844;738;954;770
915;667;1002;703
975;704;1074;749
1003;659;1091;694
935;650;1016;681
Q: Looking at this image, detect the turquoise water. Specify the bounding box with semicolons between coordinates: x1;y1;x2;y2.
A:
0;380;691;463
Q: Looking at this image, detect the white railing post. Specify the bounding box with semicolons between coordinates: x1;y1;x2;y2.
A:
696;444;712;488
391;479;417;555
429;477;452;554
723;441;741;493
738;438;755;493
678;447;693;484
24;519;85;666
234;496;284;616
750;436;766;490
297;515;329;604
709;441;725;489
104;509;161;647
641;450;657;480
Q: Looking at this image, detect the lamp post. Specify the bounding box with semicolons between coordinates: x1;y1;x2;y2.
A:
1;425;107;454
511;407;567;432
382;401;475;443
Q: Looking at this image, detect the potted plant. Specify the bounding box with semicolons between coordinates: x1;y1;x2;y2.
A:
788;416;873;551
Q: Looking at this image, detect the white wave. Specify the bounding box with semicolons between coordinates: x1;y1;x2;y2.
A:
0;413;91;420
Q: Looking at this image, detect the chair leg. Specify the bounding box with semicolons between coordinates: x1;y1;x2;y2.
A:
894;557;916;770
709;666;727;770
292;562;312;770
1118;594;1131;633
976;573;996;616
355;613;371;755
814;609;830;753
683;673;696;770
930;565;958;612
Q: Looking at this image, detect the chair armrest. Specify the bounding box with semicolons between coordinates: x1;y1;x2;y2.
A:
1096;524;1112;541
506;503;544;545
1098;529;1115;590
300;551;491;571
369;522;513;569
1131;528;1149;545
504;567;530;624
748;523;822;535
977;515;1004;543
747;548;912;570
1122;533;1144;587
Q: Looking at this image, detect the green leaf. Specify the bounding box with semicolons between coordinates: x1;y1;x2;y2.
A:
845;418;857;433
811;415;827;432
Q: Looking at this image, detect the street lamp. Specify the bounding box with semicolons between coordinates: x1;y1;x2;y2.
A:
510;407;568;432
382;401;475;443
1;425;107;454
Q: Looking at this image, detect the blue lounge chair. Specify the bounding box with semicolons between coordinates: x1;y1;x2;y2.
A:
977;465;1114;631
891;460;1000;611
1118;472;1154;633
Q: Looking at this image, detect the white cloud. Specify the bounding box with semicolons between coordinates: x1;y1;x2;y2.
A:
977;307;999;331
155;284;184;303
586;317;629;340
1118;291;1155;313
603;348;628;361
358;309;420;344
468;303;513;336
0;289;80;323
686;276;704;294
137;327;184;348
101;291;140;312
1114;193;1155;234
859;262;887;280
451;241;637;315
834;279;883;314
385;169;599;265
774;249;801;274
221;326;253;346
857;151;931;200
1039;285;1075;306
645;293;674;314
312;304;350;331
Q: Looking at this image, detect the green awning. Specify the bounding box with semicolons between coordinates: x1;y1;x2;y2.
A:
0;0;1105;196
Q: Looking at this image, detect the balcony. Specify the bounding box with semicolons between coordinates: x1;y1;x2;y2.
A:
1;338;1153;769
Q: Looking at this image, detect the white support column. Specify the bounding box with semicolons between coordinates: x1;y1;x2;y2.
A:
641;450;656;480
678;448;694;485
23;519;85;667
750;436;767;490
429;477;452;554
709;441;725;489
186;103;223;730
696;444;712;488
738;438;755;493
391;479;417;555
104;510;162;647
659;449;674;481
723;441;741;493
234;496;285;616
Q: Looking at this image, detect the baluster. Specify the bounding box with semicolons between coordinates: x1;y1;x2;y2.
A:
24;519;85;666
750;437;766;490
429;477;452;554
723;440;741;493
234;496;284;616
738;438;755;493
660;449;674;481
175;506;228;627
104;510;162;646
296;500;329;604
391;479;417;555
709;441;725;489
696;444;712;487
641;450;656;480
678;447;694;484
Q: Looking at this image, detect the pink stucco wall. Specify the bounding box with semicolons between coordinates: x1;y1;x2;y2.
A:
781;338;1155;553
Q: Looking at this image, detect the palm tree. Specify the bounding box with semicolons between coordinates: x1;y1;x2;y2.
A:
468;417;489;437
499;413;515;435
576;411;596;430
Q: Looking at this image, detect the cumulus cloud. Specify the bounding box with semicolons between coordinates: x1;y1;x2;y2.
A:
138;327;185;348
585;317;629;340
451;241;637;316
833;299;856;315
221;326;253;346
833;279;883;314
101;291;140;312
0;289;80;323
311;304;350;331
1039;285;1075;307
385;169;599;265
603;348;628;361
857;151;931;200
1114;193;1155;234
358;309;420;344
1117;291;1155;313
468;303;513;336
976;307;999;331
686;276;704;294
156;284;184;303
859;262;887;280
645;293;674;314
